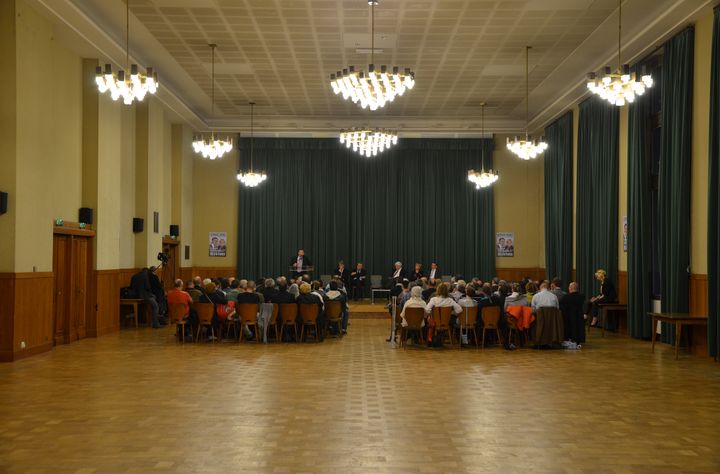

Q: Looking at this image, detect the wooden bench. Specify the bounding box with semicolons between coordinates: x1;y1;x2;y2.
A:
598;303;627;337
120;298;147;328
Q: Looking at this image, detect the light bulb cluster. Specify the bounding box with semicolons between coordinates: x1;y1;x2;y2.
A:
506;136;548;160
192;134;233;160
236;171;267;187
95;64;158;105
467;169;499;189
339;129;398;157
330;65;415;111
586;65;653;106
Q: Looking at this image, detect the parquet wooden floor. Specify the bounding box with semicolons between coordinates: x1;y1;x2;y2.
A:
1;320;719;473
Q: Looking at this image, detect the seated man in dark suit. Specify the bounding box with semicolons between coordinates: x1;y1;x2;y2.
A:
561;281;586;344
427;262;441;281
130;268;162;328
273;278;297;304
350;262;367;300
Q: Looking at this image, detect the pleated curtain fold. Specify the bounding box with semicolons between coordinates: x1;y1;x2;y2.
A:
708;7;720;358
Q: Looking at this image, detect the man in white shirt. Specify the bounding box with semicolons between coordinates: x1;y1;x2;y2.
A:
531;282;559;313
428;262;440;280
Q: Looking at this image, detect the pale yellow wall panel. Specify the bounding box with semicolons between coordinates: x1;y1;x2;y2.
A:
0;0;17;272
119;107;136;269
96;93;122;270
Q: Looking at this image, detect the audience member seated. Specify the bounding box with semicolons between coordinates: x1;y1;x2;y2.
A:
504;283;528;309
288;282;300;299
148;266;167;318
297;282;325;341
561;282;586;345
400;286;426;340
274;279;297;304
450;281;465;301
587;269;617;327
259;278;277;303
166;278;197;337
199;282;225;341
550;278;566;300
225;279;240;302
422;278;437;302
531;282;560;313
326;280;349;335
186;280;202;303
525;281;538;304
129;267;163;328
350;262;367;300
458;286;477;308
425;283;462;342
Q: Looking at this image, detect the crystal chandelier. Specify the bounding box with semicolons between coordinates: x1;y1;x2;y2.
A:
586;0;653;106
340;128;398;157
95;0;158;105
193;44;233;160
237;102;267;187
329;1;415;111
468;103;498;189
507;46;548;160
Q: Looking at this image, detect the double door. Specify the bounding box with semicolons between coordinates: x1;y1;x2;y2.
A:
53;233;92;345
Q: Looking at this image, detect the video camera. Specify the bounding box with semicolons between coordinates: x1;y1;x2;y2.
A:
157;252;169;265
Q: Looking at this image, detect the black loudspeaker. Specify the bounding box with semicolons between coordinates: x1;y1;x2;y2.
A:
0;192;7;215
132;217;144;233
79;207;93;225
169;224;179;237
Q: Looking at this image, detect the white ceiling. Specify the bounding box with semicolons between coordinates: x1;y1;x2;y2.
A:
30;0;719;136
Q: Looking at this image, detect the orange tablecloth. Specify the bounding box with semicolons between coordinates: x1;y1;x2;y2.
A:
506;305;534;330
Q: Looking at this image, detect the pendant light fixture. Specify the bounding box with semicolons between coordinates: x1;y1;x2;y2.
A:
95;0;158;104
192;44;233;160
586;0;653;106
468;103;499;189
507;46;548;160
339;128;398;157
329;0;415;111
237;102;267;187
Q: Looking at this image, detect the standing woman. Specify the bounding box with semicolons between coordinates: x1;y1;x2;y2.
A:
588;269;617;327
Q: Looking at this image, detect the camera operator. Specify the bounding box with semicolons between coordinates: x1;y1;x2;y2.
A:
149;266;167;319
129;268;163;328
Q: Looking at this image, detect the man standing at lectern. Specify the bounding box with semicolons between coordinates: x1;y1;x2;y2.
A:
290;249;312;279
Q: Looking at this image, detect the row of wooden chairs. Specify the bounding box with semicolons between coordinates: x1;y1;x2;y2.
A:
168;301;344;343
398;305;502;349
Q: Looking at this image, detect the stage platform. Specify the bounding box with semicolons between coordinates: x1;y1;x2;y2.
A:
348;299;391;319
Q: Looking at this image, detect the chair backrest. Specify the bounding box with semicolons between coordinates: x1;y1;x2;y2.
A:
168;303;187;324
236;303;259;324
370;275;382;288
299;303;318;323
270;303;280;325
481;305;501;328
325;300;342;319
458;305;478;328
404;307;425;329
278;303;298;324
195;303;215;324
432;306;454;329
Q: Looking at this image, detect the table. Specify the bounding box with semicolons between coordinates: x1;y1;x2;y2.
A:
648;312;708;359
120;298;146;328
598;303;627;337
371;288;390;305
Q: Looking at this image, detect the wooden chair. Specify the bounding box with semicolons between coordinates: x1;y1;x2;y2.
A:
299;303;321;342
236;303;260;342
457;305;479;348
400;307;425;348
266;304;280;341
194;303;216;342
432;306;455;346
325;300;343;337
168;303;190;343
278;303;299;342
480;306;502;348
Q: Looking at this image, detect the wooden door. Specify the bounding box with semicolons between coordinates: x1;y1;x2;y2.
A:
70;237;88;342
53;235;71;345
161;241;179;290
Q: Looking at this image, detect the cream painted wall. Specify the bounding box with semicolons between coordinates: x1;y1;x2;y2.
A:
119;107;136;269
15;0;82;272
618;105;628;272
192;147;239;268
0;0;17;272
691;10;713;275
493;134;545;269
171;124;194;267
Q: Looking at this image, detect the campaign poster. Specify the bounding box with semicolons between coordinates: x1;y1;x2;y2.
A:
623;216;628;252
496;232;514;257
209;232;227;257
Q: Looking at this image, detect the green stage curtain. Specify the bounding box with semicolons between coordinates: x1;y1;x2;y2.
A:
576;97;619;301
708;7;720;358
236;138;495;282
627;66;656;339
658;27;694;344
544;111;573;286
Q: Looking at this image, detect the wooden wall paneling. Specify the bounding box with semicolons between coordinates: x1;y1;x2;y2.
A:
688;274;708;357
0;274;15;362
11;273;54;361
495;268;545;283
617;271;628;304
90;270;120;337
179;267;192;284
53;235;71;345
191;267;238;280
71;236;88;342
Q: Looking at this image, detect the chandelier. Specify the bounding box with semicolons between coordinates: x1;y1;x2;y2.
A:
586;0;653;106
329;1;415;111
193;44;233;160
468;103;498;189
95;0;158;105
340;129;398;157
507;46;548;160
237;102;267;187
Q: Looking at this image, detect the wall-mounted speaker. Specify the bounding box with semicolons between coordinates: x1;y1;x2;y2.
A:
0;191;7;215
170;224;179;237
153;212;159;234
79;207;93;225
132;217;144;233
184;245;190;260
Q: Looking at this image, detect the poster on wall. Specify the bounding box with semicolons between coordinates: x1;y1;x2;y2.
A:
209;232;227;257
623;216;628;252
496;232;515;257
